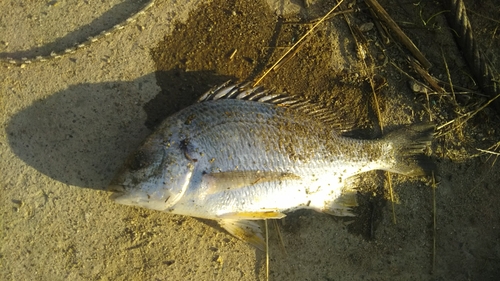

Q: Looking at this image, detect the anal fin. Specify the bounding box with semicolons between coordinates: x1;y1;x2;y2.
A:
219;219;265;251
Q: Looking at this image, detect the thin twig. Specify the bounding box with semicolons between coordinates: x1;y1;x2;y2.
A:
476;148;500;156
476;142;500;166
265;220;269;281
253;0;345;86
390;61;484;96
387;171;397;224
271;35;312;72
480;143;500;166
365;0;432;69
422;89;434;127
437;92;500;133
441;48;457;106
466;9;500;25
431;172;437;274
409;57;445;93
273;220;287;255
342;7;397;225
308;9;356;24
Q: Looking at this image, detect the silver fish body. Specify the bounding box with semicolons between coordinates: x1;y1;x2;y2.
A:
109;83;434;248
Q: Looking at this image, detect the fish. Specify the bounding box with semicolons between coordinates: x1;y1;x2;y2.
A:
108;81;434;250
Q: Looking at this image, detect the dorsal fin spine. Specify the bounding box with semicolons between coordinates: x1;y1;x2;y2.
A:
247;89;269;101
226;87;241;99
257;93;282;102
213;85;237;100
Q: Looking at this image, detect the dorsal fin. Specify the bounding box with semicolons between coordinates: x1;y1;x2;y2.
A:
197;81;296;105
198;81;347;129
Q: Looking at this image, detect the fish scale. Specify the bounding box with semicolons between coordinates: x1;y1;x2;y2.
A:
109;83;435;250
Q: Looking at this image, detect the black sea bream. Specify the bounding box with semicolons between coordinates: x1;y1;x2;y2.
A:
109;82;434;249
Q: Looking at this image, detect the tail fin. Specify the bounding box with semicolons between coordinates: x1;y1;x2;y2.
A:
383;123;435;176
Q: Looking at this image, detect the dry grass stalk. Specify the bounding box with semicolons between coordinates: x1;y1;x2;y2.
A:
475;141;500;166
431;172;437;274
253;0;346;86
364;0;432;69
466;8;500;25
369;8;390;45
308;9;356;24
254;3;349;275
441;48;458;106
437;92;500;136
265;220;269;281
340;5;400;224
271;35;312;72
273;220;287;255
408;58;445;94
386;171;396;224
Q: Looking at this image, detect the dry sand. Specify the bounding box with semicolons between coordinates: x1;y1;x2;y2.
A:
1;0;500;280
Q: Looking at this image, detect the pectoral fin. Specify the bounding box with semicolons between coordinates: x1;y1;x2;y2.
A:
219;219;266;251
203;171;300;194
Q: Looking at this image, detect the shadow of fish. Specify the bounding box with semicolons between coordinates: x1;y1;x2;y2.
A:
109;82;434;250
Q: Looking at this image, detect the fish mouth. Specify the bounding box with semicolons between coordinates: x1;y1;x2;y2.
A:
107;186;146;207
108;184;126;200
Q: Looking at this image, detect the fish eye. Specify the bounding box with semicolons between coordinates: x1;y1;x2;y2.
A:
179;138;190;151
127;149;152;171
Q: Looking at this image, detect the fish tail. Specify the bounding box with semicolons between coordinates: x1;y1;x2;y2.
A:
383;122;435;176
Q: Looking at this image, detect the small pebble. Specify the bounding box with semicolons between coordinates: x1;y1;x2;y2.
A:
359;22;374;32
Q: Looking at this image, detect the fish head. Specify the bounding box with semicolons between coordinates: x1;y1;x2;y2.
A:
108;135;194;212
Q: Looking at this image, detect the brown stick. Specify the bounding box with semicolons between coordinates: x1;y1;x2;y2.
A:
408;58;445;93
365;0;432;69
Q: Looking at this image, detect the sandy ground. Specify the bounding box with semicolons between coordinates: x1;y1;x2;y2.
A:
1;0;500;280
